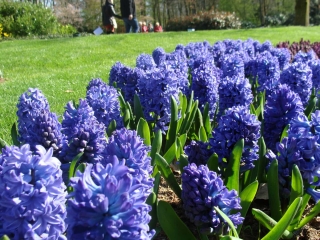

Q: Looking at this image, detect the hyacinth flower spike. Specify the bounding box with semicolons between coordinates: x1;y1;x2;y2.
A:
0;144;67;240
181;163;243;235
66;158;155;239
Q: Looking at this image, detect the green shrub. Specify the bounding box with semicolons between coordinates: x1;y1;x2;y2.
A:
0;1;58;37
165;10;241;31
53;23;77;35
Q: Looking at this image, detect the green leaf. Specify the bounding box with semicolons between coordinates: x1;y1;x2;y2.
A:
297;198;320;229
146;192;158;230
257;136;267;183
304;96;317;119
289;165;303;206
150;129;162;166
186;90;194;114
165;96;179;152
225;139;243;193
163;141;177;164
252;208;292;239
155;153;181;198
179;100;198;135
134;94;144;126
137;118;151;146
0;235;11;240
280;125;289;141
207;153;219;173
11;122;19;146
67;152;84;193
261;197;302;240
107;119;117;137
237;180;259;234
203;103;212;136
199;126;207;142
250;103;257;116
75;163;86;173
123;108;131;128
157;200;197;240
267;159;282;221
178;154;189;173
214;207;239;238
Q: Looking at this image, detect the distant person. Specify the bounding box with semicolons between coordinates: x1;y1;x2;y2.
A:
154;22;163;32
141;21;148;33
102;0;122;34
148;22;154;32
120;0;139;33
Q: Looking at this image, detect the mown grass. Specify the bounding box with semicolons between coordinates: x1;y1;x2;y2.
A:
1;26;320;144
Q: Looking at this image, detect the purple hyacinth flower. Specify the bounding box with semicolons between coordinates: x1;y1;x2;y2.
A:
218;75;253;118
159;49;189;96
264;84;304;152
0;144;67;240
280;61;313;107
86;78;123;129
66;159;155;239
102;128;154;189
308;60;320;98
60;99;106;164
211;41;226;67
137;67;180;132
210;106;261;172
255;51;281;95
271;47;291;71
242;38;256;60
191;56;220;118
152;47;167;66
184;140;213;166
220;53;245;78
17;88;50;143
109;62;143;105
293;50;318;64
181;163;243;235
136;53;156;71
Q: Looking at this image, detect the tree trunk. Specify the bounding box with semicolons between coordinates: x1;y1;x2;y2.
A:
294;0;310;26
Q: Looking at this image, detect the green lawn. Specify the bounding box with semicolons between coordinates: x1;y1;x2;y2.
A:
1;26;320;144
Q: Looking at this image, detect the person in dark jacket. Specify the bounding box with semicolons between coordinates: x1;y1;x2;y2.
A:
120;0;139;33
102;0;122;34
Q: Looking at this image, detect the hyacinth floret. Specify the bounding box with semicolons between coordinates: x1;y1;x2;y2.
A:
136;53;156;71
181;163;243;235
66;159;155;239
184;42;213;68
223;39;243;54
280;61;313;107
184;140;213;166
60;99;106;164
242;38;256;60
191;56;220;118
209;106;261;172
152;47;167;66
102;128;154;189
255;51;280;95
218;75;253;118
220;53;245;78
86;78;123;129
0;144;67;240
263;84;304;152
271;47;291;71
17;88;50;143
137;67;180;132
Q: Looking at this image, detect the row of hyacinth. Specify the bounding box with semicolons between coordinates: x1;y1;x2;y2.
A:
2;38;320;238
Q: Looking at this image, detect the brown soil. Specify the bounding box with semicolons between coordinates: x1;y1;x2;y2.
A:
153;176;320;240
0;78;5;83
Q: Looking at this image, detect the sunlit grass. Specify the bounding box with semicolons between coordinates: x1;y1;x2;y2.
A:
1;26;320;144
